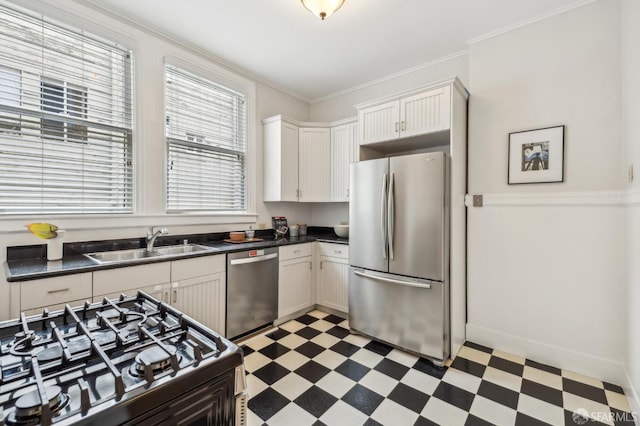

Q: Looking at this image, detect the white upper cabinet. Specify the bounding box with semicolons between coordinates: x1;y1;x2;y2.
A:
358;85;451;145
331;121;358;202
299;127;331;202
263;116;299;202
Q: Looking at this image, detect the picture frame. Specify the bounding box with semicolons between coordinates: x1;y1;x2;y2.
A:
508;125;565;184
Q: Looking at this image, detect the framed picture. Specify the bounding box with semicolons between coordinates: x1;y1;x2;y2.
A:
508;125;565;184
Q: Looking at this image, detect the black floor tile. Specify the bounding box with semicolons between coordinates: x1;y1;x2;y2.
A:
294;385;338;418
562;377;608;405
295;326;322;340
524;358;561;375
611;408;637;426
330;340;360;357
464;341;493;354
266;328;290;340
326;325;350;339
295;341;326;358
450;356;487;378
604;382;625;394
520;379;563;407
363;418;384;426
259;342;290;360
364;340;394;356
488;355;525;376
296;314;319;325
414;416;439;426
477;380;519;410
312;421;328;426
341;384;385;415
374;358;410;380
432;381;475;412
247;388;290;421
335;359;370;381
240;344;254;356
465;414;494;426
412;357;447;379
294;360;331;383
387;382;430;413
514;412;551;426
252;361;291;385
323;314;345;324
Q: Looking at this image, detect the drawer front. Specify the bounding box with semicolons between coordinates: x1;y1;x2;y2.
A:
279;243;313;261
21;273;92;311
23;298;88;317
319;243;349;259
93;262;170;297
171;254;225;281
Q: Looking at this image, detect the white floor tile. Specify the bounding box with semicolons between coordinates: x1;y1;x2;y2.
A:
244;335;273;351
482;366;523;392
442;366;482;394
339;320;349;329
271;373;314;401
563;392;614;426
316;371;357;399
308;319;335;332
246;374;269;399
275;350;310;371
400;369;440;396
243;352;271;373
517;394;565;426
386;348;419;367
562;369;605;388
492;349;526;365
279;320;306;333
307;309;328;319
523;365;563;390
319;400;369;426
350;347;385;368
313;348;348;370
469;395;517;425
421;397;468;426
343;333;370;347
359;369;399;397
605;389;631;412
246;408;264;426
371;398;420;426
266;402;317;426
456;345;491;365
277;333;308;349
311;332;341;348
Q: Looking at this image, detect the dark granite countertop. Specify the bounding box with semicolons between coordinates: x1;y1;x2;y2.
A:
4;228;348;282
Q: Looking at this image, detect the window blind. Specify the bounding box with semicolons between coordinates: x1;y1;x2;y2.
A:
165;64;246;212
0;5;133;215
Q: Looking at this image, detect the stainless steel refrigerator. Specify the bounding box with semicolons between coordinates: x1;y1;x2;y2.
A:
349;151;449;364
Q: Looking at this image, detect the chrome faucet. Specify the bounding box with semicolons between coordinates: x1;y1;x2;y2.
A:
146;226;168;252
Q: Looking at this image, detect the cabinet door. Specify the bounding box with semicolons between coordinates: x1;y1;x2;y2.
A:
278;256;313;318
400;86;451;138
299;127;331;202
350;123;359;163
171;273;225;336
318;256;349;313
263;119;299;202
281;122;300;201
22;298;88;317
93;262;170;298
358;100;400;145
331;124;351;202
94;283;166;304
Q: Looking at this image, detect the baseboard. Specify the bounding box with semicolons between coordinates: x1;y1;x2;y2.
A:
623;368;640;425
466;323;628;385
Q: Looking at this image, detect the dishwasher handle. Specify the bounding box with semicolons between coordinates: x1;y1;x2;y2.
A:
229;253;278;265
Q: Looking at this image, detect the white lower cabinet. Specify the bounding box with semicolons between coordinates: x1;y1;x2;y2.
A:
278;244;314;318
169;271;225;336
20;273;92;315
317;243;349;313
93;262;171;302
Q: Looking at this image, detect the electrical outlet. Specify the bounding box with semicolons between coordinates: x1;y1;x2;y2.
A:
473;195;483;207
629;164;634;184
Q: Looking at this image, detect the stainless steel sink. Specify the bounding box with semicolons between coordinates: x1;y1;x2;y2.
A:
84;244;214;264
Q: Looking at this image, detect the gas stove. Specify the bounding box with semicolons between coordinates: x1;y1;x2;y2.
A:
0;292;246;426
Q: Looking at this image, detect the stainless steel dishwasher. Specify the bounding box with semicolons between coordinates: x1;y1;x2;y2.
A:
226;247;278;339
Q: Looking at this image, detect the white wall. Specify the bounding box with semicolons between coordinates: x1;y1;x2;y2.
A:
466;0;628;383
622;0;640;412
0;0;312;319
309;53;469;122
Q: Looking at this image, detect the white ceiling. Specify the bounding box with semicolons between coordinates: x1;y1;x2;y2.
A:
84;0;588;101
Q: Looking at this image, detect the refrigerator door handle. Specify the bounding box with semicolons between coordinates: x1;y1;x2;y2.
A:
353;270;432;289
381;173;388;259
388;173;395;260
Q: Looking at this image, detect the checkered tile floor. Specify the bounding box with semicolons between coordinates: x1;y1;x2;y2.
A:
241;310;634;426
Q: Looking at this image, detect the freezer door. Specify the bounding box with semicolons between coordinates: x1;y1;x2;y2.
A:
388;152;445;281
349;158;389;272
348;268;447;361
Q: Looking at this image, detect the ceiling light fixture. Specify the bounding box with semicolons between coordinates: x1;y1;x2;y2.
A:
301;0;345;20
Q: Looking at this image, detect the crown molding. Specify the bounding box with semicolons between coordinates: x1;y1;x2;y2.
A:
309;50;469;105
466;0;602;46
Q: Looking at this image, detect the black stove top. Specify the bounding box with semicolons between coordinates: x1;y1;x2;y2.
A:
0;292;244;426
